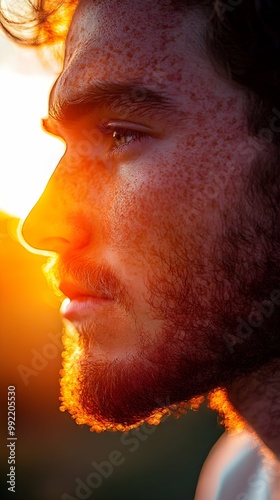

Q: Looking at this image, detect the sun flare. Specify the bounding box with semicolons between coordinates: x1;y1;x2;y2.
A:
0;52;64;219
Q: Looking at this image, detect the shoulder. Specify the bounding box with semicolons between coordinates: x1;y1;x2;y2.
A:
195;431;279;500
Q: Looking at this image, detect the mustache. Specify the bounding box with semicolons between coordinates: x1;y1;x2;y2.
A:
43;254;132;311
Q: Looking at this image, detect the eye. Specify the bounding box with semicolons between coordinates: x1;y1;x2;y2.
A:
99;122;150;158
112;129;137;148
110;127;147;155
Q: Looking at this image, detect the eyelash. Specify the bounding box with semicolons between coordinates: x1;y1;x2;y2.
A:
99;124;148;158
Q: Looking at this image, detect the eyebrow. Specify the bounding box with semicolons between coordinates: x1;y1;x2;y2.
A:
44;80;176;132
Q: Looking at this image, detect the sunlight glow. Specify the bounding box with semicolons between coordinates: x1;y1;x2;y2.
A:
208;389;246;434
0;63;64;219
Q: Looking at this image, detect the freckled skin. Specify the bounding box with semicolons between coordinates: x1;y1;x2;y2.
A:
22;0;280;429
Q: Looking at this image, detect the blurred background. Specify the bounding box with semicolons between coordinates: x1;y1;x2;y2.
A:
0;32;223;500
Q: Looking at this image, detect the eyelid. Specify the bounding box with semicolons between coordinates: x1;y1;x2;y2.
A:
97;121;151;159
102;119;153;132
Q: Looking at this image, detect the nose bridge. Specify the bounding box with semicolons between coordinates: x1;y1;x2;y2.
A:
21;160;93;254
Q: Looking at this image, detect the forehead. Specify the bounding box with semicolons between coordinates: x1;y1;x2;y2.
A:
66;0;203;51
53;0;210;103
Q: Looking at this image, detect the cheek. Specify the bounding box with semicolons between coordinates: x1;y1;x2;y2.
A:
102;117;248;266
103;154;189;268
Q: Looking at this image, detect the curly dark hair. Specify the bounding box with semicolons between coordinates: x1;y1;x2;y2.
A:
0;0;280;144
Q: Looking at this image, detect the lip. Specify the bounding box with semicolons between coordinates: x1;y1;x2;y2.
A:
61;295;113;321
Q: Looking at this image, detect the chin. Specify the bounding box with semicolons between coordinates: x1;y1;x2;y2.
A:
59;323;205;432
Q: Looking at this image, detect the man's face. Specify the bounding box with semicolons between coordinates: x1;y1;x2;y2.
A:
22;0;279;431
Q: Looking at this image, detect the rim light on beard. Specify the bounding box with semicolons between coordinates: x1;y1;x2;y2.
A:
59;320;170;432
59;323;204;432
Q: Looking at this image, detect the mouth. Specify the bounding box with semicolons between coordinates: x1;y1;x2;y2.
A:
59;281;114;321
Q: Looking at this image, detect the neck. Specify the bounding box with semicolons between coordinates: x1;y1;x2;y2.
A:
226;358;280;460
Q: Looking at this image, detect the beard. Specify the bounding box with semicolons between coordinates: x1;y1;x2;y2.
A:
57;150;280;432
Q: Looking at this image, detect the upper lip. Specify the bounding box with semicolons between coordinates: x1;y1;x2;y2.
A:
59;281;113;301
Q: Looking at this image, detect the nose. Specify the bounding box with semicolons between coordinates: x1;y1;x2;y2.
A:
21;166;92;255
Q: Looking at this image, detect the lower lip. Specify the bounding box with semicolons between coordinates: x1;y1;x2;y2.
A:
61;296;113;320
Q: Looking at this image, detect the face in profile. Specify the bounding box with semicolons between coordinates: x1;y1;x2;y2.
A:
22;0;280;432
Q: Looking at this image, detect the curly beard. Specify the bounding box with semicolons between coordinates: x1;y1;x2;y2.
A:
59;150;280;432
